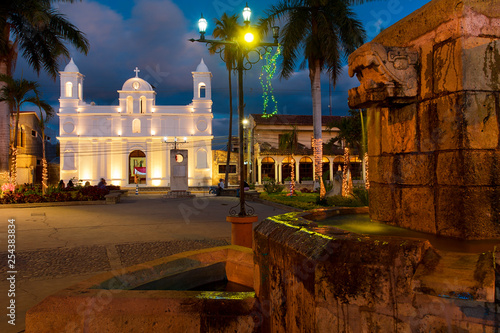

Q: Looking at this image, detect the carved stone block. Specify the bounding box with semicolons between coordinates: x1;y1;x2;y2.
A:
348;42;419;109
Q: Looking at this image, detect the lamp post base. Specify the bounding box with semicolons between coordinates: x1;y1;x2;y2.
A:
226;215;259;248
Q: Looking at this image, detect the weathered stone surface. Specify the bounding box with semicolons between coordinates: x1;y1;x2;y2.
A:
437;150;497;186
463;39;500;92
436;186;500;239
432;38;463;95
369;183;395;223
348;43;418;109
367;108;383;156
397;187;436;234
381;104;418;154
463;92;499;149
396;153;434;185
368;155;395;184
349;0;500;240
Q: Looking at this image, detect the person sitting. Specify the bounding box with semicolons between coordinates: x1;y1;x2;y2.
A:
216;179;224;196
67;180;74;189
97;178;107;189
58;179;65;190
244;181;250;191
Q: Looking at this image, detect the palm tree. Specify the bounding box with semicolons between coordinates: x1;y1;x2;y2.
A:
34;95;54;194
209;13;240;187
0;0;89;173
279;126;298;195
260;0;368;199
327;109;367;184
0;74;44;185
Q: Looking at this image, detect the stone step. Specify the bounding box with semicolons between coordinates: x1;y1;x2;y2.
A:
412;250;495;302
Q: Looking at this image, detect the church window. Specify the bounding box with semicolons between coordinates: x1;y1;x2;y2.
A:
199;83;206;98
132;119;141;133
140;96;146;113
196;149;208;169
18;126;25;147
63;151;75;170
65;82;73;97
78;83;82;100
127;96;133;113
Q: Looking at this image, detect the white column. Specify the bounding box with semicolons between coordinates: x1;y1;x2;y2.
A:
274;158;278;183
278;160;282;183
258;159;262;184
329;159;334;182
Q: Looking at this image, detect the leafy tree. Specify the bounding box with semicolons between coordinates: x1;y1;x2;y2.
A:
209;13;240;187
0;0;89;173
0;74;46;184
260;0;370;198
327;109;367;183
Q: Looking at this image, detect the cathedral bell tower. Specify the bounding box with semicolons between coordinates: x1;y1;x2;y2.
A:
59;58;84;108
192;58;212;111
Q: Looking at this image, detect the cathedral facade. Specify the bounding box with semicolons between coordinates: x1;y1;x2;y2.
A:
57;59;213;187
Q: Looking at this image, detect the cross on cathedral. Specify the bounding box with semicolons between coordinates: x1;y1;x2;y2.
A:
134;67;140;77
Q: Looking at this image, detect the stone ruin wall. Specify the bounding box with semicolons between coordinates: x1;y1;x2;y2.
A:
348;0;500;239
253;217;499;332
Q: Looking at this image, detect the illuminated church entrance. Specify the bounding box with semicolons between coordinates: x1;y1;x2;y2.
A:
129;150;146;184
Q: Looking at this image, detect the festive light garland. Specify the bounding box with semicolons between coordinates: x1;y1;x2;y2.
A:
342;147;350;197
312;137;325;197
10;147;17;187
42;158;48;193
260;45;281;118
364;152;369;189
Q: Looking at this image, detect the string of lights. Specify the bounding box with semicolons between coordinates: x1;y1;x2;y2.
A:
259;45;281;118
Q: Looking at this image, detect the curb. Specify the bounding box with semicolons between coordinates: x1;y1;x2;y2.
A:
0;200;107;209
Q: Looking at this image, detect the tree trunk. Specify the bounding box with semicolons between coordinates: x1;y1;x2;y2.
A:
309;59;325;198
224;69;233;187
0;60;9;174
0;24;15;176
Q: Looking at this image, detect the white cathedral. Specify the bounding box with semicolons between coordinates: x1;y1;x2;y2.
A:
57;58;213;187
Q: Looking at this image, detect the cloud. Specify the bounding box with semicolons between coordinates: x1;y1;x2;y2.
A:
15;0;361;139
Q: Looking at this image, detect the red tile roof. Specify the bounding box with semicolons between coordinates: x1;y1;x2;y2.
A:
250;114;344;126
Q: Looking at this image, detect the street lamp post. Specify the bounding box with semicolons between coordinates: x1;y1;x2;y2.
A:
190;5;279;217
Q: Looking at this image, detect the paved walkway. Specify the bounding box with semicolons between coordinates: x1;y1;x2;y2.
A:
0;194;289;333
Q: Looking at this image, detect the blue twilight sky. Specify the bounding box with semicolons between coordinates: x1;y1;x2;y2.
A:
16;0;429;139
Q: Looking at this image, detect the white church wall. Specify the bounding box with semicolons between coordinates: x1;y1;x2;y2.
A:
57;59;213;187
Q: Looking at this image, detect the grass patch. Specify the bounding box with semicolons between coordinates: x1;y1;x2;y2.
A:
260;189;369;211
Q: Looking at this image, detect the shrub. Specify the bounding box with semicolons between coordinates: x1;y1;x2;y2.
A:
326;194;363;207
352;187;369;206
263;177;284;194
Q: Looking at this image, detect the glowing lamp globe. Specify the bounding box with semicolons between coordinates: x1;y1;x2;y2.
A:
198;14;207;34
243;4;251;24
244;32;254;43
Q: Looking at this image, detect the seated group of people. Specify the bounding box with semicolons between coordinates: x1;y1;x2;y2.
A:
216;179;250;196
58;178;107;190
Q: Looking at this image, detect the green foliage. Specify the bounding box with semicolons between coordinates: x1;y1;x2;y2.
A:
0;185;114;204
263;177;284;194
352;187;369;206
326;109;367;154
260;192;321;210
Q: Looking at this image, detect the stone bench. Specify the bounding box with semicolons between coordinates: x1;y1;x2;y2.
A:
105;192;121;204
109;189;128;197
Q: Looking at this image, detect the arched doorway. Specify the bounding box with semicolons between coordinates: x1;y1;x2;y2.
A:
129;150;146;184
299;157;313;182
281;157;295;182
261;157;275;181
322;156;330;180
